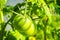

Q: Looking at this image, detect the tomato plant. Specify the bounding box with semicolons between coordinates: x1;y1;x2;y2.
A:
0;0;60;40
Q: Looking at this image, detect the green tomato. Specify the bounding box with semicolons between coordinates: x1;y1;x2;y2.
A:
13;14;36;36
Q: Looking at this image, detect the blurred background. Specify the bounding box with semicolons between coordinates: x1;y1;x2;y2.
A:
6;0;24;6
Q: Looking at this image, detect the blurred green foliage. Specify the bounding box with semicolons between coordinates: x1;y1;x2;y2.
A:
0;0;60;40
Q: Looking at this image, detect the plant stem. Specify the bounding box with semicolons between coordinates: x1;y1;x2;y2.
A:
0;9;4;40
43;16;48;40
24;0;27;16
0;12;16;40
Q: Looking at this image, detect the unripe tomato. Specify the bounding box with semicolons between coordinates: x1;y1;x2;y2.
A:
13;14;36;36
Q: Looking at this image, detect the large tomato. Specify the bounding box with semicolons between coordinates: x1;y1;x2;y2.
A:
13;14;37;36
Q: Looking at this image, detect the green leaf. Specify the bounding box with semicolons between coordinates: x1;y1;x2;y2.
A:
3;6;13;16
